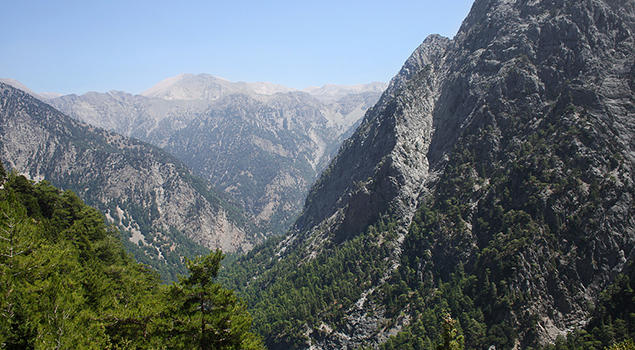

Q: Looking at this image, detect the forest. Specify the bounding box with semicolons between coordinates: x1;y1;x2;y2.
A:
0;162;263;349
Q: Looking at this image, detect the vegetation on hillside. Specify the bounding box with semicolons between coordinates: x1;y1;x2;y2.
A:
538;269;635;350
0;162;263;349
220;82;635;350
376;88;633;349
220;220;398;348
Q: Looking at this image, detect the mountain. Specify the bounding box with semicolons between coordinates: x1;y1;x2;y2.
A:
222;0;635;348
160;89;382;234
302;82;389;103
140;73;385;103
47;74;387;234
0;82;257;281
45;89;211;142
140;73;297;100
0;77;50;101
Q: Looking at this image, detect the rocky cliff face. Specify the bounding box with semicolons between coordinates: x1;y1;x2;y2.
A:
0;83;257;280
230;0;635;348
47;74;386;234
297;0;635;241
294;33;452;244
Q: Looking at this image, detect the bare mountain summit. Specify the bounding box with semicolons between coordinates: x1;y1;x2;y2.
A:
140;73;297;100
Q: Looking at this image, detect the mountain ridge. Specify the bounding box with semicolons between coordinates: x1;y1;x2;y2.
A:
140;73;387;102
0;82;258;281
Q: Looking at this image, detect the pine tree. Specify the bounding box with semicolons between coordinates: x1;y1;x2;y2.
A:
167;249;264;350
606;339;635;350
0;161;264;349
437;314;464;350
0;195;40;348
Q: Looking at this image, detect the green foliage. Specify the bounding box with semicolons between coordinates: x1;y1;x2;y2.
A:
0;170;157;348
605;339;635;350
437;314;464;350
220;220;397;348
163;250;264;350
0;164;262;349
118;218;210;283
378;261;517;350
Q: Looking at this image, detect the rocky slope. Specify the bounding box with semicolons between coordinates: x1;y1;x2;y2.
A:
226;0;635;348
0;82;257;280
161;89;382;233
47;74;386;234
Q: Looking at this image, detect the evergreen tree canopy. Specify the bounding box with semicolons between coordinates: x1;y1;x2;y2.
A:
0;162;263;349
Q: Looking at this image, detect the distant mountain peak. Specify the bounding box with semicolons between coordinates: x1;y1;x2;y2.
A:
38;91;63;99
140;73;387;102
140;73;235;100
140;73;300;101
302;81;389;102
0;77;50;100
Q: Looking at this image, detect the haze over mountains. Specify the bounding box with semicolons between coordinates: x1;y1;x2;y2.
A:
45;74;387;234
0;74;386;279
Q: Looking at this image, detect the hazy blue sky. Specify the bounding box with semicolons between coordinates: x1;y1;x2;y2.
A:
1;0;474;95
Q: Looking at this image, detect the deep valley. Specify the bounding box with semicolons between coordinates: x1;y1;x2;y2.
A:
1;0;635;349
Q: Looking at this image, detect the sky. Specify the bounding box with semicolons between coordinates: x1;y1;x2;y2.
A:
1;0;474;96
